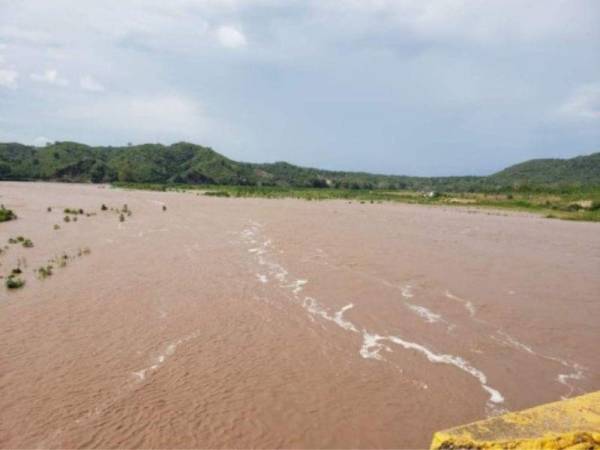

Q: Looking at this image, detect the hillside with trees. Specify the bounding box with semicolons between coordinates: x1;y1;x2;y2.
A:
1;141;598;192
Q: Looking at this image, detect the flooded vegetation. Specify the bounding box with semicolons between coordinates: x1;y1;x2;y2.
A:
0;181;598;448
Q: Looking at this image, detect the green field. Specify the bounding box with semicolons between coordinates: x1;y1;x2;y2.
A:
112;183;600;222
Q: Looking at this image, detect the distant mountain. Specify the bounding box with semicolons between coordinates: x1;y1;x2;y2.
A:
490;153;600;186
1;141;599;191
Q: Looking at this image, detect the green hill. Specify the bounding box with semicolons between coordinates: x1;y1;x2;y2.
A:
1;141;599;191
490;153;600;187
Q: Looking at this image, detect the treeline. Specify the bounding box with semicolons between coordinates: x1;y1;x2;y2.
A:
1;141;599;192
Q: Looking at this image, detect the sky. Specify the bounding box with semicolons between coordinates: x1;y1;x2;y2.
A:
0;0;599;176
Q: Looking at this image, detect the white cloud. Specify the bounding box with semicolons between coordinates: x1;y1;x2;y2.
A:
216;25;247;48
0;25;52;44
313;0;600;44
80;75;104;92
30;69;69;86
0;67;18;88
558;83;600;121
33;136;52;146
61;94;217;141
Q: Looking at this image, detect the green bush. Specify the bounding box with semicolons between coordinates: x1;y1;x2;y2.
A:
6;275;25;289
37;265;53;279
0;205;16;222
205;191;230;197
64;208;84;215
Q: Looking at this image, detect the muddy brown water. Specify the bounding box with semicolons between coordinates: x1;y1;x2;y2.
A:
0;182;599;449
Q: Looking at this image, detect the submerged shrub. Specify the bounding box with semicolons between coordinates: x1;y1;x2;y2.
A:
205;191;230;197
64;215;71;223
37;265;53;279
119;213;125;222
77;247;91;257
56;254;69;268
6;275;25;289
0;205;16;222
53;224;60;230
64;208;84;215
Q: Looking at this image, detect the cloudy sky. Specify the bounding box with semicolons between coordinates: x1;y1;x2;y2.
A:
0;0;599;175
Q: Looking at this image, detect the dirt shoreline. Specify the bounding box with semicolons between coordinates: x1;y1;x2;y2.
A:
1;181;599;448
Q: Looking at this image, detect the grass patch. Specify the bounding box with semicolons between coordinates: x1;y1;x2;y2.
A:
5;275;25;289
8;236;34;247
77;247;91;257
0;205;17;222
205;191;231;197
112;183;600;222
37;265;53;279
64;208;84;215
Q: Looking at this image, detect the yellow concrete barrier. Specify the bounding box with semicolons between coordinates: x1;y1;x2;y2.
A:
431;391;600;449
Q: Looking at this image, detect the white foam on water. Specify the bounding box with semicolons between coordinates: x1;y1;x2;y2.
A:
132;333;198;383
557;364;585;399
385;335;504;406
495;330;535;354
302;298;359;333
288;279;307;294
493;329;586;398
333;304;359;332
133;369;147;381
239;221;505;413
360;332;389;360
445;290;476;317
257;274;268;283
483;386;505;404
357;330;504;408
401;284;414;298
406;303;443;324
